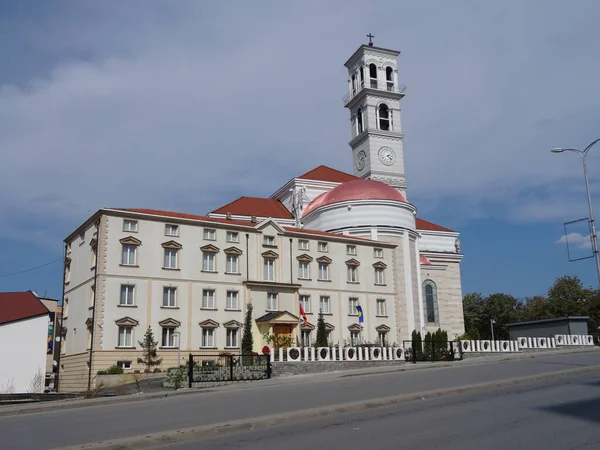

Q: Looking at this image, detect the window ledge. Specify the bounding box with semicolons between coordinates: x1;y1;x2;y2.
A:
119;264;140;268
225;309;242;312
376;315;388;318
262;244;278;249
298;278;312;281
317;279;331;282
225;346;240;349
200;308;217;311
225;272;242;275
200;346;218;349
348;313;359;317
117;305;137;308
115;346;136;350
321;313;333;316
90;266;96;271
347;281;360;284
162;267;180;271
201;270;218;274
159;346;179;350
375;283;387;287
161;306;180;309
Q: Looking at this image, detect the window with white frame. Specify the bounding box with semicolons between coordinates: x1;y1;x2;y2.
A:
202;289;215;309
351;331;360;346
202;251;216;272
299;295;311;314
318;262;329;280
226;291;239;310
121;244;137;266
164;248;178;269
349;297;359;315
378;331;388;346
347;265;358;283
203;229;216;240
123;220;138;232
264;258;275;281
226;254;238;273
226;329;238;347
347;245;357;255
378;103;391;131
165;224;179;236
318;242;328;252
117;360;132;370
267;293;278;311
298;260;310;279
423;280;439;324
120;284;135;306
163;287;177;307
202;328;214;347
118;326;133;347
162;327;177;347
301;330;311;347
298;239;309;250
375;267;385;285
226;231;239;243
263;235;276;246
374;248;383;258
319;296;330;314
376;299;387;316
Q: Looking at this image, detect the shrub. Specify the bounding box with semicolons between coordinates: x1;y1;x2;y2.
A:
97;365;123;375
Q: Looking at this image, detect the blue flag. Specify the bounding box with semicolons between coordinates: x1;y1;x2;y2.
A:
356;305;364;323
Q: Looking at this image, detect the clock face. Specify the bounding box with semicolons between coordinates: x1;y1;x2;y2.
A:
356;150;367;171
378;147;395;166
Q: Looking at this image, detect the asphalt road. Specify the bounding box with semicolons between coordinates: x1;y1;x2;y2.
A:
0;351;599;450
160;371;600;450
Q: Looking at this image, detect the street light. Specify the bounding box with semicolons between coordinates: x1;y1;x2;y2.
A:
551;138;600;288
490;319;496;341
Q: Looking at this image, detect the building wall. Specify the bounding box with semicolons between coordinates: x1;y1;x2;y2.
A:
0;315;48;393
507;319;589;340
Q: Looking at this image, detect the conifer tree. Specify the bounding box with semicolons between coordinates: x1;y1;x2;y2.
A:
137;327;162;372
315;310;328;347
241;303;254;355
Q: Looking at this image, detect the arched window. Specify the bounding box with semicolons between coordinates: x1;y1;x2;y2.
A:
385;67;394;91
422;280;439;324
378;104;390;131
359;67;364;88
351;74;356;94
369;63;377;88
356;107;363;134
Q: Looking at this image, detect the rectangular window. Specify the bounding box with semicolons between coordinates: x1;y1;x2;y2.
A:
121;245;137;265
298;261;310;279
374;248;383;258
319;296;330;314
226;231;239;243
318;263;329;281
378;332;388;347
375;268;385;285
351;331;360;346
123;220;138;232
226;254;238;273
162;327;176;347
263;235;276;246
202;328;214;347
203;229;216;240
164;248;178;269
298;239;309;250
349;297;359;315
264;258;275;281
226;329;238;348
120;285;135;306
347;266;358;283
318;242;328;252
347;245;357;255
202;252;216;272
302;330;311;347
202;289;215;309
267;293;278;311
118;326;133;347
299;295;311;314
116;360;132;370
163;287;177;307
376;299;387;316
165;224;179;236
226;291;239;310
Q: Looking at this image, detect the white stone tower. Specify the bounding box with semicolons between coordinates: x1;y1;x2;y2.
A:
344;35;407;196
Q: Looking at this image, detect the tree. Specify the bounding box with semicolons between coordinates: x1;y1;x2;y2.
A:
315;310;328;347
137;327;162;373
241;303;254;355
462;293;484;337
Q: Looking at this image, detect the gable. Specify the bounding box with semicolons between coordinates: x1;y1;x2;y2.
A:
298;165;358;183
161;240;182;250
0;291;49;326
159;318;181;327
115;316;139;326
256;220;285;236
119;236;142;246
416;218;454;233
211;197;293;219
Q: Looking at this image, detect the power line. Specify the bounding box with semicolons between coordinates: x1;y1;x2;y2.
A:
0;257;63;278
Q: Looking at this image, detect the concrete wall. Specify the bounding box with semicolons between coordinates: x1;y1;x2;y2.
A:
508;319;589;340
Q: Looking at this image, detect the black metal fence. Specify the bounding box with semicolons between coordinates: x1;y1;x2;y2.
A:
187;353;271;387
402;340;462;363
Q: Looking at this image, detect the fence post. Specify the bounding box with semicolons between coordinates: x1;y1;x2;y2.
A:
188;353;193;388
229;355;234;382
266;355;272;379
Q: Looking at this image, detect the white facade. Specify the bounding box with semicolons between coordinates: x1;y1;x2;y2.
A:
0;315;49;393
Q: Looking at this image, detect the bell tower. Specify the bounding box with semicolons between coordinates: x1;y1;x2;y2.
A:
344;35;407;196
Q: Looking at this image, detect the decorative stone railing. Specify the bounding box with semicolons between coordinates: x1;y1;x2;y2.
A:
460;334;595;353
268;346;404;362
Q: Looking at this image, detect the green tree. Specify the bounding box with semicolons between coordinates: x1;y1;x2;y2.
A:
315;310;328;347
480;293;523;340
137;327;162;373
462;293;484;336
546;275;592;317
241;303;254;355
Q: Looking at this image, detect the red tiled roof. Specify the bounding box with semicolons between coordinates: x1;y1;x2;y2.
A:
210;197;293;219
0;291;49;326
420;254;433;265
298;165;359;183
416;218;454;232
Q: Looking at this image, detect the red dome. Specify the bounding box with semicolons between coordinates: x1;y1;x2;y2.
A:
302;179;407;217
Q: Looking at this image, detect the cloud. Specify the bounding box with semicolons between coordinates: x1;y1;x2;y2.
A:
556;233;593;250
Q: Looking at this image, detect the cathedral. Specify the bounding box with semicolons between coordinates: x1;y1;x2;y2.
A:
58;40;465;391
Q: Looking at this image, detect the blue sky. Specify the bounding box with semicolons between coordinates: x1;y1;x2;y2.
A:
0;0;599;300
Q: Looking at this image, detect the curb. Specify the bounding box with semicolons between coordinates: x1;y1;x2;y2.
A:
57;364;600;450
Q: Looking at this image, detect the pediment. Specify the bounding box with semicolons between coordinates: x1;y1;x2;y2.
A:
300;322;315;330
375;324;391;333
158;318;181;327
296;253;313;262
325;322;335;331
256;311;299;324
115;316;139;326
223;320;242;329
85;317;93;327
261;250;279;259
255;219;285;234
120;236;142;246
162;240;182;250
89;237;98;248
373;261;387;269
345;258;361;267
224;246;243;256
316;256;332;264
348;323;362;332
200;244;220;253
199;319;220;328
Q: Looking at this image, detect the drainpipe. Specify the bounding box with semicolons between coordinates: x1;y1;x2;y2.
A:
54;243;68;392
289;239;293;283
87;218;101;391
245;234;250;282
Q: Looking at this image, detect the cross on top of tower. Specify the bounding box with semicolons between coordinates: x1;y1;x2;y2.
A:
366;33;374;46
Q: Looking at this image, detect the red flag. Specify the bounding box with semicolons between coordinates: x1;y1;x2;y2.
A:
299;304;308;325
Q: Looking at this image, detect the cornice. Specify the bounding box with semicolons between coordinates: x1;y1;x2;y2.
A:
349;129;404;148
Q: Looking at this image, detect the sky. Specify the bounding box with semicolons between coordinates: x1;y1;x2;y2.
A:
0;0;599;300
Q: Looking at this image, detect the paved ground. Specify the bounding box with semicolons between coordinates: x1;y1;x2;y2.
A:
1;351;599;449
161;370;600;450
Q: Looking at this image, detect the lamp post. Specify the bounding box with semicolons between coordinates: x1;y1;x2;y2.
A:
490;319;496;341
552;138;600;288
173;332;181;368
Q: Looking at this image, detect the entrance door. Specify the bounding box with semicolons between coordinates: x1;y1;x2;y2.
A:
272;324;293;347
